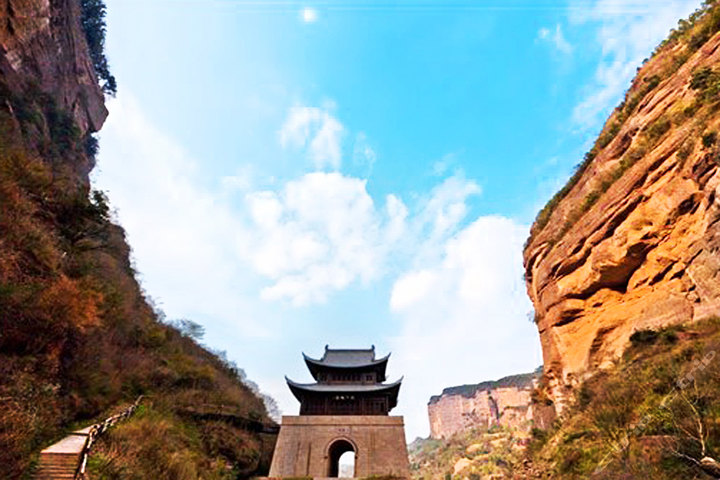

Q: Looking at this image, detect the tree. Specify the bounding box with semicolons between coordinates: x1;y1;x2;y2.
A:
80;0;117;95
175;319;205;341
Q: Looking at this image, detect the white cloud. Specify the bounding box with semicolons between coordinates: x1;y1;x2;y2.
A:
244;172;401;305
301;7;318;23
98;95;485;310
390;270;436;311
416;173;482;243
220;165;254;194
390;216;542;439
280;106;344;169
569;0;699;128
352;132;377;172
241;170;482;306
93;94;267;336
538;24;573;54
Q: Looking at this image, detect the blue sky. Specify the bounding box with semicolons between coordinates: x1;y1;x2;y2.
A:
94;0;701;439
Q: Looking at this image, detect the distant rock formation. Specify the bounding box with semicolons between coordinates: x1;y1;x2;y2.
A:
427;369;541;439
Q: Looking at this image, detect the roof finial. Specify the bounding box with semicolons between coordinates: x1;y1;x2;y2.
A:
325;344;329;351
371;344;375;351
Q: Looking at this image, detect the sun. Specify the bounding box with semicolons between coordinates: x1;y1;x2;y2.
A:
301;7;318;23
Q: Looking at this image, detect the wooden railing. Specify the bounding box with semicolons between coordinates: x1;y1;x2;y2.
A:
74;395;144;479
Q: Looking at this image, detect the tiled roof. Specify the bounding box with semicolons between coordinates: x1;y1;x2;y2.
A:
303;345;390;368
286;377;403;393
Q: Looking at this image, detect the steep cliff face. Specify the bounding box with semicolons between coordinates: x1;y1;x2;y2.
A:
524;5;720;411
0;2;275;478
0;0;108;191
0;0;107;135
428;371;540;438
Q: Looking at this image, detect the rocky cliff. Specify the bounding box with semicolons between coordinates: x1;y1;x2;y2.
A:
524;4;720;412
428;371;540;439
1;0;107;178
0;0;107;128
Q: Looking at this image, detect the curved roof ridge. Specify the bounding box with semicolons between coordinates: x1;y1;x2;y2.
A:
303;351;390;366
286;376;403;389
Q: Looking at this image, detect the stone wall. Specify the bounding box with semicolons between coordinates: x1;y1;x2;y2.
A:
268;415;410;478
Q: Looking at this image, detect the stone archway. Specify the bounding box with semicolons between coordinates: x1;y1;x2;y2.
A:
326;438;357;477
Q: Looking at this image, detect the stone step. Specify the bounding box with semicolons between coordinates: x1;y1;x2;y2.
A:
38;459;78;465
37;463;77;467
33;473;76;478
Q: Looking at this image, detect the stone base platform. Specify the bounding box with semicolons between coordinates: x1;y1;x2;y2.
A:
267;415;410;479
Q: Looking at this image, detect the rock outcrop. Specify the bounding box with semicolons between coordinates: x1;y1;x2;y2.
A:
0;0;107;134
428;371;540;439
524;15;720;411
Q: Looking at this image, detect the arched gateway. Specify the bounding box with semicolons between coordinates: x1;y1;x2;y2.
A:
268;346;410;478
327;438;355;477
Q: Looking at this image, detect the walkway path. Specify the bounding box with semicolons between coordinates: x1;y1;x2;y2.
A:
32;397;143;480
33;427;93;479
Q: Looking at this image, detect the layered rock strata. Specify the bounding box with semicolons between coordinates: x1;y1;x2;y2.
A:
1;0;107;132
524;29;720;411
428;372;539;438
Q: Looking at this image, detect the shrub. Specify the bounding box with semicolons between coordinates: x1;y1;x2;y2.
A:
677;139;695;163
643;116;672;145
702;130;717;148
580;190;601;214
80;0;117;95
84;134;99;159
630;329;659;346
597;122;621;149
577;383;593;410
690;67;720;103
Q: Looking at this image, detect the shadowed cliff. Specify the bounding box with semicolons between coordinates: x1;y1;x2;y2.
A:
0;1;275;478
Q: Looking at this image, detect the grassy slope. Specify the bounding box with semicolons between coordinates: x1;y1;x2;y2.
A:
410;427;529;480
412;320;720;479
521;318;720;479
0;75;274;480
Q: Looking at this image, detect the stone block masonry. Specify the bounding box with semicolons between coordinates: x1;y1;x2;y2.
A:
268;415;410;478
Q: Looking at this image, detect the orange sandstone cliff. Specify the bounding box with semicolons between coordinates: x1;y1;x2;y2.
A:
524;10;720;412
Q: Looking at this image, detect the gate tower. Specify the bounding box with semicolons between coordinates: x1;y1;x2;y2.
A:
268;345;410;478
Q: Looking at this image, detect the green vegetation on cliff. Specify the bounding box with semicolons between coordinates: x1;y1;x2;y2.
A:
410;427;529;480
531;0;720;238
80;0;117;95
414;320;720;479
522;318;720;479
